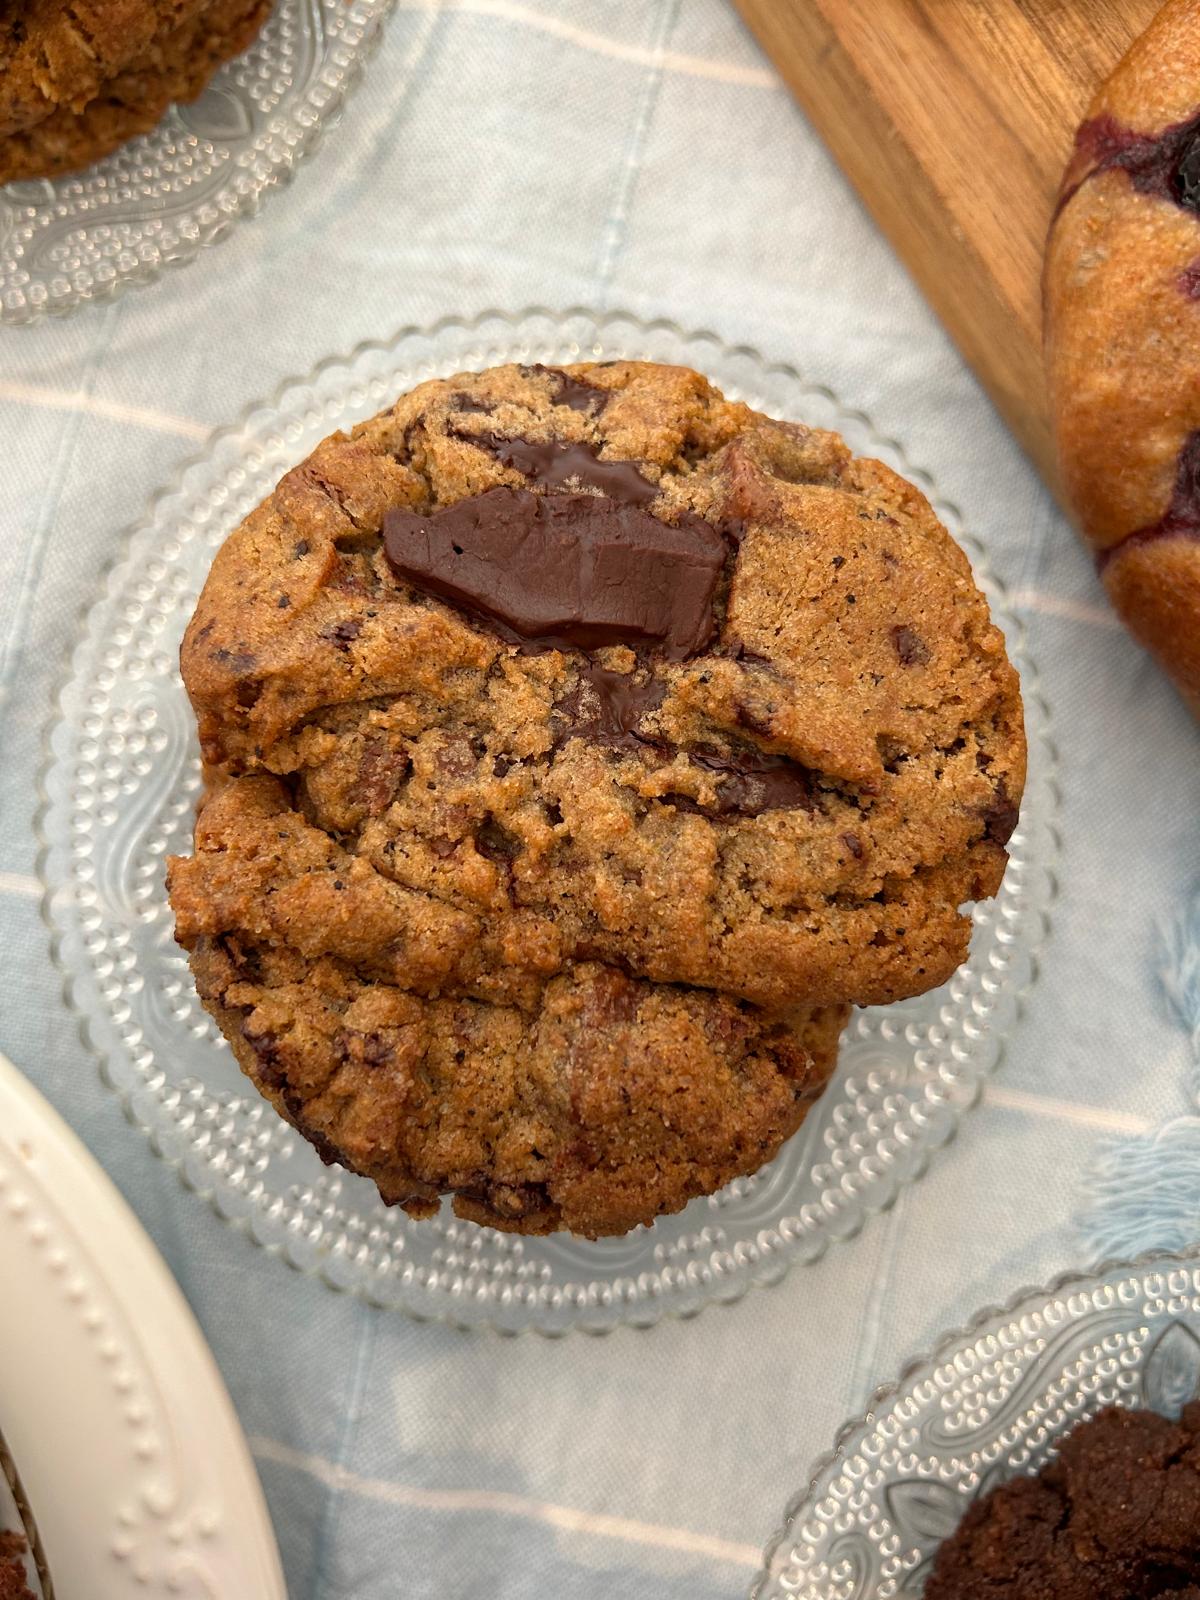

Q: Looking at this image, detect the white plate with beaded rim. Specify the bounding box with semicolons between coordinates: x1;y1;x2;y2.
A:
39;306;1059;1336
0;0;399;326
0;1051;286;1598
754;1249;1200;1600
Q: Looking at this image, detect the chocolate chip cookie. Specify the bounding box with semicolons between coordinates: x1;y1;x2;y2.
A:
1046;0;1200;713
926;1404;1200;1600
168;359;1024;1235
0;0;272;181
0;0;211;135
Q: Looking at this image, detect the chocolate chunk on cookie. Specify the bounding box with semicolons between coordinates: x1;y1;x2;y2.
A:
382;486;729;656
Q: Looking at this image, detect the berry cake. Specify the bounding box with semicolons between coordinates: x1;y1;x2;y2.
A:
1046;0;1200;713
168;359;1025;1237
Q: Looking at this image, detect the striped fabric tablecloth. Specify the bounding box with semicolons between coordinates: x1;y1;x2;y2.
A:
2;3;1199;1595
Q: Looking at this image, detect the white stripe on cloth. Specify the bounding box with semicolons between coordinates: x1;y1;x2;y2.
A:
1008;588;1123;629
396;0;781;87
0;381;209;441
985;1084;1153;1136
249;1435;762;1568
0;873;40;899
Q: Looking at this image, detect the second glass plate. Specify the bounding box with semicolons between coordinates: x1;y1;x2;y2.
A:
756;1251;1200;1599
40;308;1058;1334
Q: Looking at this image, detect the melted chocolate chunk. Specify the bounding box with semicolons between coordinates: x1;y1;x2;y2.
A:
321;618;363;651
280;1091;343;1168
665;746;814;819
723;638;773;666
1099;429;1200;569
554;374;610;413
695;746;815;815
463;432;659;504
1177;129;1200;209
521;364;611;414
383;486;726;657
555;665;667;748
452;391;494;415
242;1020;285;1088
891;624;931;666
475;816;520;862
553;667;812;818
1061;110;1200;217
982;781;1019;846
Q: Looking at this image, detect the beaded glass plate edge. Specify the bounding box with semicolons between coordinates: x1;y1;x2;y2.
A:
754;1248;1200;1600
0;0;397;326
38;307;1059;1335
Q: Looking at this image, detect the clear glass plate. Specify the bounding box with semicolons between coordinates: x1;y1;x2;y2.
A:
39;308;1059;1335
0;0;395;325
756;1250;1200;1599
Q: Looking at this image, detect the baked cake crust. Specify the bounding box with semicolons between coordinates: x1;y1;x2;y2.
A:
1045;0;1200;713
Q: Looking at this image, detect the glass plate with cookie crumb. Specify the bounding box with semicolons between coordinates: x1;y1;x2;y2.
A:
755;1249;1200;1600
0;0;396;326
39;307;1059;1335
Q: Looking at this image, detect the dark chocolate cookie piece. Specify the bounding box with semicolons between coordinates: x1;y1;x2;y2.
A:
926;1404;1200;1600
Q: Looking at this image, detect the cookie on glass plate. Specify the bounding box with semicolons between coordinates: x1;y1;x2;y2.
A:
1046;0;1200;712
0;0;273;181
0;0;214;135
168;359;1025;1236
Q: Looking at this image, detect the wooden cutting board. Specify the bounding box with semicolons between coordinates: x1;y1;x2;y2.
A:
733;0;1165;491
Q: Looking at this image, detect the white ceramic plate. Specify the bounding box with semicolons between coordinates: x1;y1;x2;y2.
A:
0;1052;286;1598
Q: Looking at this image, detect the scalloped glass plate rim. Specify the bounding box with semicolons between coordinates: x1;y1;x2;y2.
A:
753;1243;1200;1599
36;306;1057;1336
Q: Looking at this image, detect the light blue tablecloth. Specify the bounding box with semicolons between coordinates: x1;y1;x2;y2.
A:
3;4;1200;1595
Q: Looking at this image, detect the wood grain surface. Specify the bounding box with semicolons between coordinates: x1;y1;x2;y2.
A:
733;0;1163;487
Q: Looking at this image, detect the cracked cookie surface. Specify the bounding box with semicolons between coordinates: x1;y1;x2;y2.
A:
169;359;1024;1234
